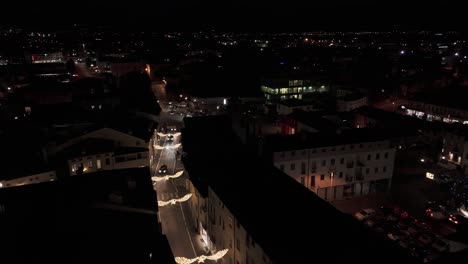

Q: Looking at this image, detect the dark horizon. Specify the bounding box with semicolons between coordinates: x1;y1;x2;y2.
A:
1;0;465;32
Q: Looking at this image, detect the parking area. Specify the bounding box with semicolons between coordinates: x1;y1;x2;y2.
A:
353;205;468;263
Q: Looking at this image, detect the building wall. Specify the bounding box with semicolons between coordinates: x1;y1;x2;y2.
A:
273;141;395;201
405;100;468;124
0;170;57;188
187;178;272;264
276;104;316;115
68;151;149;176
337;97;368;112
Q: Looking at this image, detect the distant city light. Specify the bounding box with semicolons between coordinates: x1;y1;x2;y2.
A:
223;98;227;105
7;87;11;91
420;158;425;163
400;50;405;55
455;52;459;56
279;62;285;65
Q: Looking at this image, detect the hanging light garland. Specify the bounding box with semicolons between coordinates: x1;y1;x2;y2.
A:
157;132;181;137
152;171;184;182
158;193;192;207
175;249;229;264
155;143;181;150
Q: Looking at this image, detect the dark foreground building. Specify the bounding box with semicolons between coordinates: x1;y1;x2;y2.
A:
181;115;417;264
0;167;174;264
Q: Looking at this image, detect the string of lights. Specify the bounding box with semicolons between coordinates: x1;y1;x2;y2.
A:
158;193;192;207
174;249;229;264
152;171;184;182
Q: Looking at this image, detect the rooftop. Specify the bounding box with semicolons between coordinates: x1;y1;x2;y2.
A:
410;86;468;112
278;98;315;107
0;167;173;264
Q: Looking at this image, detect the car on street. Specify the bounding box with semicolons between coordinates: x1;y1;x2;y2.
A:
158;165;168;175
425;202;449;220
354;208;376;221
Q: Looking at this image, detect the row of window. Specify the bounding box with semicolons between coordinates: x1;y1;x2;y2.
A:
279;155;389;173
71;158;110;171
279;147;387;158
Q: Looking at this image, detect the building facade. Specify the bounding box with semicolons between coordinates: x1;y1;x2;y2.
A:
187;179;273;264
272;140;396;201
261;78;329;103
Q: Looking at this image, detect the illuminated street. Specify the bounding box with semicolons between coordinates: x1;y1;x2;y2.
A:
152;104;213;261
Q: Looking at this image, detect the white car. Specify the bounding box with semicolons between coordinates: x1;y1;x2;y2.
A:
354;209;376;221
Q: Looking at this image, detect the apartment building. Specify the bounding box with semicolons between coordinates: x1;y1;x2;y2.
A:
265;129;396;201
182;115;414;264
51;127;151;176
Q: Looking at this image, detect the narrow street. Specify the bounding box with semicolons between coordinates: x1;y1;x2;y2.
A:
151;95;212;261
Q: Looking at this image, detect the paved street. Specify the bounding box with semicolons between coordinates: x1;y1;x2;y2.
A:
151;86;215;261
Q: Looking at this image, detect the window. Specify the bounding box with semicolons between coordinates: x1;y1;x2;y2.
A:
320;174;325;180
367;154;371;161
301;162;306;174
384;152;389;158
383;166;387;172
301;177;305;185
310;176;315;186
311;161;317;172
331;158;335;166
322;160;326;166
340;158;344;164
88;160;93;168
290;163;295;170
96;159;101;169
105;158;110;165
339;172;343;178
375;167;379;173
376;153;380;160
236;238;240;251
366;168;370;174
279;164;284;171
72;163;77;171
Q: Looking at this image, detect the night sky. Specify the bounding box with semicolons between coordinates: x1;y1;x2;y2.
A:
2;0;464;31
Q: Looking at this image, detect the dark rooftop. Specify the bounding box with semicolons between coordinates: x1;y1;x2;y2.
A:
287;109;341;133
182;115;416;264
278;98;315;107
410;86;468;111
0;167;174;264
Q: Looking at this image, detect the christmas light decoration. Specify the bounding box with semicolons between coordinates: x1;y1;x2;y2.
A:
158;193;192;207
152;171;184;182
155;143;181;150
174;249;229;264
157;132;181;137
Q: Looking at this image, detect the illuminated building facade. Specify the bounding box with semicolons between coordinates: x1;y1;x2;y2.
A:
261;78;329;103
268;131;396;202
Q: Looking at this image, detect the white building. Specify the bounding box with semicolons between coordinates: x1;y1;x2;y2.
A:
337;94;368;112
269;131;396;201
52;128;150;176
0;170;56;189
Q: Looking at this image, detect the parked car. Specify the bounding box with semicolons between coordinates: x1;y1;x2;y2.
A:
431;239;449;253
425;202;449;220
354;208;376;221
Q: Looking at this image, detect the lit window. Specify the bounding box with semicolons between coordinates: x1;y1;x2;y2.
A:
88;160;93;168
96;159;102;169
